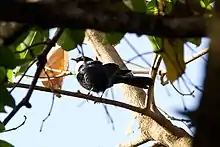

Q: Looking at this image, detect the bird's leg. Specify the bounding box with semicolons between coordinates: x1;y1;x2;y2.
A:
86;88;94;102
94;91;105;104
87;87;94;96
100;91;105;98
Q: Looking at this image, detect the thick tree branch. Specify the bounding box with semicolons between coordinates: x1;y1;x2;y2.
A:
3;28;64;125
119;136;152;147
85;30;192;146
0;1;208;37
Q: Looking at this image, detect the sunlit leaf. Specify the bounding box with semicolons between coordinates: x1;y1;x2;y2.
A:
203;0;215;6
9;30;29;50
123;0;147;12
102;33;125;45
146;0;157;14
148;36;162;51
161;39;185;82
58;29;85;51
0;121;5;132
0;47;30;69
40;45;68;97
14;30;46;76
0;140;14;147
0;85;15;113
23;31;46;60
6;70;14;82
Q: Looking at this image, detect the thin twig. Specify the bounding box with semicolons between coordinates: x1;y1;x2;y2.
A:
124;37;152;67
14;41;48;54
103;104;115;130
157;107;191;123
3;28;64;125
170;82;195;96
185;43;208;63
9;59;37;93
146;55;162;110
177;80;189;111
123;59;148;69
131;70;150;75
160;48;209;86
23;67;73;81
23;73;68;81
7;82;187;137
44;67;74;75
40;94;55;132
2;115;27;133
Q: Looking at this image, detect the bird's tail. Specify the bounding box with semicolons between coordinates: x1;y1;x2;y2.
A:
114;76;154;89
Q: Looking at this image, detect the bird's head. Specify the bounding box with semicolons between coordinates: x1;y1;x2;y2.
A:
71;56;94;74
71;56;93;63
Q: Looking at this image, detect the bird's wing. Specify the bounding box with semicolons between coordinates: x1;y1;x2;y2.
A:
103;63;131;76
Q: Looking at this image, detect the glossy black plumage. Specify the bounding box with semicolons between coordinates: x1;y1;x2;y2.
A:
72;56;154;93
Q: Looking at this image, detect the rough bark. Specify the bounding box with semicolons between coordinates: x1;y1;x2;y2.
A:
0;1;208;37
85;30;192;147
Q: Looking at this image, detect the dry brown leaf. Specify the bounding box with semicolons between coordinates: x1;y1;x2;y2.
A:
40;44;69;97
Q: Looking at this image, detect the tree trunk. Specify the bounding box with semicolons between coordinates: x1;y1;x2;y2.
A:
85;30;192;147
193;1;220;146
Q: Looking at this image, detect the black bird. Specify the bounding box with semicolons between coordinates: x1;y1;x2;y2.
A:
72;56;154;95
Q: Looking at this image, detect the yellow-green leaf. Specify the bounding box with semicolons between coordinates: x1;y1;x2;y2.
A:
148;36;162;51
161;39;185;82
186;38;201;47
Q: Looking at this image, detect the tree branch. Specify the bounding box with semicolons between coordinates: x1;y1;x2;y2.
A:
185;48;208;64
0;1;208;37
146;54;162;110
119;136;152;147
7;82;189;137
2;115;27;133
3;28;64;125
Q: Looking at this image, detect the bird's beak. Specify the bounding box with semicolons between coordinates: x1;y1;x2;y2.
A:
71;58;77;62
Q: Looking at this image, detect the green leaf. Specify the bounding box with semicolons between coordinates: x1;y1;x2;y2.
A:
123;0;147;12
13;30;46;77
186;38;201;47
165;1;173;14
6;70;14;82
161;39;185;82
0;140;14;147
102;33;124;45
203;0;215;6
0;67;6;84
0;47;30;69
146;0;157;14
19;31;46;60
58;29;85;51
9;30;29;50
0;85;16;113
148;36;162;51
0;121;5;132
